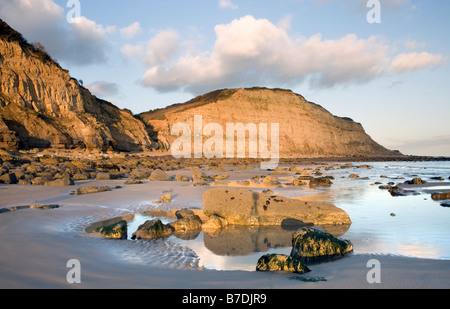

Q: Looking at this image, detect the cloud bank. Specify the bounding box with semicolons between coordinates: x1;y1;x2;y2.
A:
132;15;445;95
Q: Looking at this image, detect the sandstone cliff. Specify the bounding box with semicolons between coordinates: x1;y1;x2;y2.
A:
0;19;153;151
139;87;398;158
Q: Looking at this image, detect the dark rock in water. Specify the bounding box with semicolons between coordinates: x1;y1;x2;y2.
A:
430;177;444;181
440;202;450;208
309;177;333;187
431;192;450;201
131;219;173;240
96;220;127;239
379;185;392;190
405;178;426;185
389;186;420;197
290;227;353;264
256;254;310;274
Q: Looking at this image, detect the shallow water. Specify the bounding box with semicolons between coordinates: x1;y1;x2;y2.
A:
125;161;450;271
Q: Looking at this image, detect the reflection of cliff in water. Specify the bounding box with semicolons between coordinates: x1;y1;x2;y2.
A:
203;224;350;256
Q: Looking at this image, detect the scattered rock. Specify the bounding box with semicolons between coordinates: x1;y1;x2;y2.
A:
378;185;392;190
0;173;17;184
440;202;450;208
390;213;396;217
256;254;310;274
430;177;444;181
290;227;353;264
349;174;359;178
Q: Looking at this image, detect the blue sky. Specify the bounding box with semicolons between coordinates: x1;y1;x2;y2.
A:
1;0;449;156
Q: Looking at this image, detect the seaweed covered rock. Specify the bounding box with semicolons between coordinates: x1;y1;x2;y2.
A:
131;219;173;240
290;227;353;263
256;254;310;274
96;220;127;239
309;177;333;187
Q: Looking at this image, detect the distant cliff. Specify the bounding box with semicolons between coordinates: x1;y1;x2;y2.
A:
139;87;399;158
0;19;153;151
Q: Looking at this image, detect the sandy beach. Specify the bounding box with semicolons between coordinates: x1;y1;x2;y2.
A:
1;162;450;290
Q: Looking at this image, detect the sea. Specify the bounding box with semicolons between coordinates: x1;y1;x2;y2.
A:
126;160;450;271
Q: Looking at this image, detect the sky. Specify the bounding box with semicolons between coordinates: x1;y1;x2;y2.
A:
0;0;449;156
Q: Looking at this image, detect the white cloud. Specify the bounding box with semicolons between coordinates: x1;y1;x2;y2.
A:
140;15;391;93
120;22;142;39
390;52;446;73
219;0;238;10
144;29;180;66
0;0;115;66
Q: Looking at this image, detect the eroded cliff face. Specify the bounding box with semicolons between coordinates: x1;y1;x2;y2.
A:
140;88;398;158
0;19;153;151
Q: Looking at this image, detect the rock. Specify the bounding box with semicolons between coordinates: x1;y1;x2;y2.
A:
0;172;17;184
378;185;392;190
175;208;195;219
349;174;359;178
309;177;333;187
131;219;173;240
155;193;172;204
148;169;170;181
430;177;444;181
202;215;229;230
203;188;351;226
45;177;74;186
405;178;426;185
440;202;450;207
31;176;51;186
287;179;306;186
290;227;353;263
431;192;450;201
256;254;310;274
74;186;112;195
124;179;143;185
167;215;203;233
389;186;419;197
262;175;280;186
175;174;190;182
95;172;111;180
96;220;127;239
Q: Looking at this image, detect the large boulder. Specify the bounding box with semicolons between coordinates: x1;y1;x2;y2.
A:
203;188;351;226
290;227;353;263
256;254;310;274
